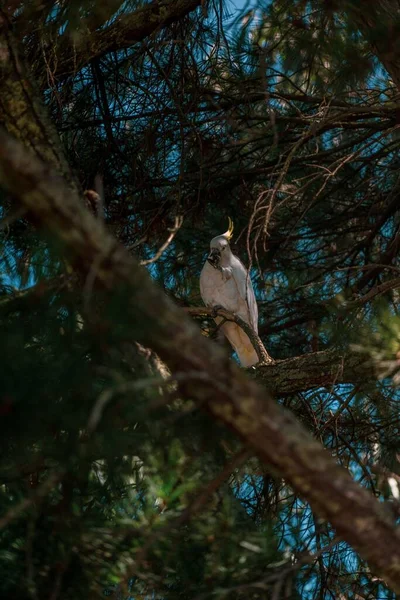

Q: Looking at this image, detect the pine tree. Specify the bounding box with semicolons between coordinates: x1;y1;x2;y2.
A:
1;1;400;598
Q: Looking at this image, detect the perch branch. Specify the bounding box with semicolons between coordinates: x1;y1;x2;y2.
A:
185;306;274;364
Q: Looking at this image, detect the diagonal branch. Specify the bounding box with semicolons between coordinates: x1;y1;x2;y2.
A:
2;129;400;592
0;8;78;190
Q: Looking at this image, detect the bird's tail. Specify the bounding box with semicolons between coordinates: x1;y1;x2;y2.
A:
220;321;259;367
236;344;259;368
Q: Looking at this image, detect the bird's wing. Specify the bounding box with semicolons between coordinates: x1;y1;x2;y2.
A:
199;264;209;305
230;256;258;333
246;273;258;333
200;262;232;308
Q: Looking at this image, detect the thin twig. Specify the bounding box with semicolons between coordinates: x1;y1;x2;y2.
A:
140;215;183;266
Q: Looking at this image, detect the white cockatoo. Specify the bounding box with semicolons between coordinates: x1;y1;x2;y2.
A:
200;219;259;367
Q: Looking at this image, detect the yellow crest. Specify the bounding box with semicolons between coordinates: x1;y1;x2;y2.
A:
223;217;234;240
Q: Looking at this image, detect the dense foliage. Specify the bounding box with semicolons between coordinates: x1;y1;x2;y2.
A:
1;0;400;598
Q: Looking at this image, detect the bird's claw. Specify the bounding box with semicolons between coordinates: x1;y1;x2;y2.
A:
212;305;225;318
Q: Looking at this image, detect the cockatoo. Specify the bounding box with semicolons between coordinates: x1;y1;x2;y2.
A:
200;219;259;367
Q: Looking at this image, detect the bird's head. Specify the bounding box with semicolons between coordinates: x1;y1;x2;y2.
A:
207;218;234;269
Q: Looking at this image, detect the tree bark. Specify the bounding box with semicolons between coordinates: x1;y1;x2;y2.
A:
256;349;372;394
186;306;373;394
1;129;400;592
0;9;78;191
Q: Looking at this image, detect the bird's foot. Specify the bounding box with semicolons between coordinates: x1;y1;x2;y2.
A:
212;305;225;318
257;358;277;367
244;357;276;371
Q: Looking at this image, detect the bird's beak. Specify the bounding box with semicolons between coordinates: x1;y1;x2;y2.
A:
207;248;220;268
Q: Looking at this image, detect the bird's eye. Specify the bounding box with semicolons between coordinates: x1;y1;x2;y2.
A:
221;246;225;251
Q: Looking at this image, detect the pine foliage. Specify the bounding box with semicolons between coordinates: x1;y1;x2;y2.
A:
1;0;400;598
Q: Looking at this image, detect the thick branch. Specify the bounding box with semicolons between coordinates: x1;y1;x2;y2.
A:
256;349;372;395
0;9;78;190
186;307;373;393
2;130;400;592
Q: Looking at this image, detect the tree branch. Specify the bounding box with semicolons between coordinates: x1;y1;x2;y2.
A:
255;349;372;395
0;9;78;190
141;215;183;266
2;129;400;592
185;306;274;365
46;0;202;82
186;307;375;393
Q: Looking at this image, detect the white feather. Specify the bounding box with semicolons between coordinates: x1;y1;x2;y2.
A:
200;238;259;367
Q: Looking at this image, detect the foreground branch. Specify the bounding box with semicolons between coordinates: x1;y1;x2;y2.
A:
1;129;400;591
0;10;78;189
